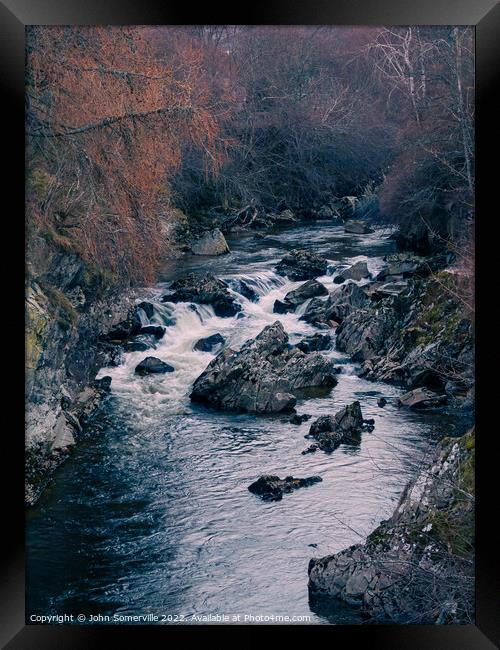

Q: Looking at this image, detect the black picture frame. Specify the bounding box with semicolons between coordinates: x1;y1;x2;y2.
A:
1;1;498;646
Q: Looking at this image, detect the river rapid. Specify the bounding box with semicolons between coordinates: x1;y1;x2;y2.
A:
26;222;462;624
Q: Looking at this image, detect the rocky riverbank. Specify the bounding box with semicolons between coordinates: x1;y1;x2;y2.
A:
308;429;475;623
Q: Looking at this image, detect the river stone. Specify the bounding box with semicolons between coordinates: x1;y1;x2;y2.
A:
191;229;230;256
274;279;328;314
397;387;447;409
194;333;225;353
344;221;374;234
275;249;328;281
289;413;311;425
307;402;364;452
161;273;242;318
137;301;155;319
135;357;174;376
248;474;323;501
190;321;337;413
333;261;371;284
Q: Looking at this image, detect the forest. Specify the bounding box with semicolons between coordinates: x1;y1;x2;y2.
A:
26;26;474;284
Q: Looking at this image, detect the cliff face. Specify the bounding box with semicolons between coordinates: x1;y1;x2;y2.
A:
25;233;134;505
308;429;475;624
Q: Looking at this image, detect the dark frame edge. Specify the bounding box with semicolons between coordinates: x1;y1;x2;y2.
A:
2;0;498;647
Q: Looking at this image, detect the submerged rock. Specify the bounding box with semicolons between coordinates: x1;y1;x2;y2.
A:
344;221;374;234
248;474;322;501
194;333;225;353
190;321;337;413
307;402;364;452
273;279;328;314
289;413;311;425
135;357;174;376
275;249;328;281
230;279;259;302
161;273;241;318
191;228;230;256
333;261;371;284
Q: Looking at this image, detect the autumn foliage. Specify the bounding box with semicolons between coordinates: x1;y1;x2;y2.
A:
26;26;474;285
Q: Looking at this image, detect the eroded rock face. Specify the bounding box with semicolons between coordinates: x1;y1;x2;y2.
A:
301;282;369;326
273;279;328;314
308;430;475;624
306;402;364;452
135;357;174;376
275;249;328;281
248;474;322;501
161;273;242;318
190;321;337;413
191;228;230;256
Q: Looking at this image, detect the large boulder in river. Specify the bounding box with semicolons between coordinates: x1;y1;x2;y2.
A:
275;249;328;281
334;261;371;284
344;221;374;235
248;474;322;501
273;279;328;314
190;321;338;413
135;357;174;376
161;273;241;318
307;402;364;452
191;228;230;256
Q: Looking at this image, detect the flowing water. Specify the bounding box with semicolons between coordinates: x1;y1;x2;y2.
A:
26;222;464;624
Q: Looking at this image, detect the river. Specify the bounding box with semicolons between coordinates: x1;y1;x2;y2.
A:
26;222;462;624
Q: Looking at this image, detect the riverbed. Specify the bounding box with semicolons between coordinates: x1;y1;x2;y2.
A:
26;222;462;624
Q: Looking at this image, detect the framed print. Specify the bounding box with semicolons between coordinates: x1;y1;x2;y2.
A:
1;0;498;646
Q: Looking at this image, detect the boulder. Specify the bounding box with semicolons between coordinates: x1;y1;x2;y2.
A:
333;261;371;284
135;357;175;376
336;306;396;361
307;402;364;452
190;321;338;414
191;228;230;256
397;387;447;410
139;325;166;339
137;301;155;319
377;397;387;408
344;221;374;235
123;334;156;352
275;249;328;281
274;209;298;224
161;273;241;318
248;474;322;501
274;279;328;314
194;333;225;353
296;333;331;353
